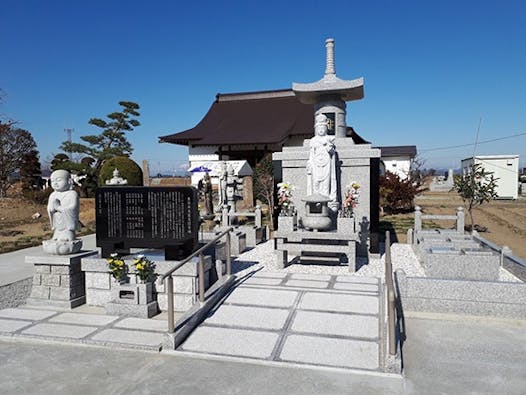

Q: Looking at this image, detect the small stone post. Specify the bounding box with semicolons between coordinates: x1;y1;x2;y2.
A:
414;206;422;233
221;205;229;227
406;228;413;245
456;207;465;233
255;205;262;228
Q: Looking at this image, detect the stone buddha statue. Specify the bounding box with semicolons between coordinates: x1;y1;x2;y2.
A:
307;113;337;210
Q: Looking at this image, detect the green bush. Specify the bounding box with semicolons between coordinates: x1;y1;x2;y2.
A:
99;156;143;186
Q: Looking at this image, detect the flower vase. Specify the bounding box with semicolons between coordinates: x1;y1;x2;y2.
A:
337;216;355;234
113;274;129;285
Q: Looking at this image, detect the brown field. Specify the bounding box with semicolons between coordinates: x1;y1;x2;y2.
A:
0;197;95;253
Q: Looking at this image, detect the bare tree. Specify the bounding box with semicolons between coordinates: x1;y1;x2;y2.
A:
0;123;37;197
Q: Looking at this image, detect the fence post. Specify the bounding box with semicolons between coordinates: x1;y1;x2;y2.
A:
198;253;205;303
414;206;422;233
385;231;396;356
167;276;174;333
226;231;232;276
255;205;262;228
456;206;465;233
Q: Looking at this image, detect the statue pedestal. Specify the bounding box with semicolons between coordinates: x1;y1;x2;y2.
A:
25;250;97;308
42;239;82;255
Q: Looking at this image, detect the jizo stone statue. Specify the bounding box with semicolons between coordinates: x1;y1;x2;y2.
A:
42;169;82;254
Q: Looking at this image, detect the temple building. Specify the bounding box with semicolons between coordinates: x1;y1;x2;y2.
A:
158;88;370;169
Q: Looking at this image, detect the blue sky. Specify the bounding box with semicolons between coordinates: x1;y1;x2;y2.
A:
1;0;525;173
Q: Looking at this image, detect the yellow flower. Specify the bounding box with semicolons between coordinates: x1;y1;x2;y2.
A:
136;263;144;271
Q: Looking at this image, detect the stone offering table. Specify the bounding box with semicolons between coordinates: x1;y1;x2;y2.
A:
26;250;98;308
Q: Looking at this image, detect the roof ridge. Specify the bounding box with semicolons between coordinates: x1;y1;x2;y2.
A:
216;89;294;102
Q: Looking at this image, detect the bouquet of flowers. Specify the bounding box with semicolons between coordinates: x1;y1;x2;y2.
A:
107;253;126;281
277;182;295;216
342;182;360;217
133;255;156;283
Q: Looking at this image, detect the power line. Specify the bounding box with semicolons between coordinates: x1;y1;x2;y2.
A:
420;131;526;153
472;117;482;157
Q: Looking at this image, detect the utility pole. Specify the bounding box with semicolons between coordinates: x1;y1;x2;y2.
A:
64;128;74;160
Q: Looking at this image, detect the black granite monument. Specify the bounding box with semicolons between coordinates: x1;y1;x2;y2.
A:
96;186;199;260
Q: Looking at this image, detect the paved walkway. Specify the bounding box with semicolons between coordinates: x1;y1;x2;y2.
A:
0;305;170;351
0;270;387;373
0;234;97;286
178;270;385;372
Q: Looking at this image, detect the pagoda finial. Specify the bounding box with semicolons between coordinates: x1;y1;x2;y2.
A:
325;38;335;76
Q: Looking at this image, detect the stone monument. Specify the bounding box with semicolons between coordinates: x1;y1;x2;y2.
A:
429;169;454;192
225;164;242;213
218;162;228;208
273;38;381;270
95;186;200;260
42;169;82;255
201;172;214;217
106;168;128;185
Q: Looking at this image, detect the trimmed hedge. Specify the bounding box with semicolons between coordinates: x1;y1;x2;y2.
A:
99;156;143;186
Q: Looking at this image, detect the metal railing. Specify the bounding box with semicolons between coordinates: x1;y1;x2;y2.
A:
384;231;397;356
157;227;233;333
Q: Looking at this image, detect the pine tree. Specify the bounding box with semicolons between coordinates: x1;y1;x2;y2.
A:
20;149;43;191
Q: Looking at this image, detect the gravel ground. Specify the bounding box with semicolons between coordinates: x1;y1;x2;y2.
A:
231;240;522;283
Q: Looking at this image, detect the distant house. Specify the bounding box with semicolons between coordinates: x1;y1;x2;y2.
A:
378;145;417;180
461;155;519;199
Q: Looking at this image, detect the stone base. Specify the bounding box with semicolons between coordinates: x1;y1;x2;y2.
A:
105;300;159;318
230;230;247;256
25;250;97;309
42;239;82;255
237;225;265;248
25;295;86;309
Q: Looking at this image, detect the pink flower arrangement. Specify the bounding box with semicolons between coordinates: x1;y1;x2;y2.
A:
277;182;295;215
342;182;360;217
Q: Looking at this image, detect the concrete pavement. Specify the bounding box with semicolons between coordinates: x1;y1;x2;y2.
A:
1;314;525;394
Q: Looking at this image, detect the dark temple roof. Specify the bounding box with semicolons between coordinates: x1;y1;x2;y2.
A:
377;145;417;158
159;90;314;146
159;89;369;146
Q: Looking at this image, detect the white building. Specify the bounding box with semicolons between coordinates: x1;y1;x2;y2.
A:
461;155;519;199
378;146;417;180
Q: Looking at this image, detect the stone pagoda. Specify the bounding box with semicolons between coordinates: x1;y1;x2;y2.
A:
273;38;380;271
